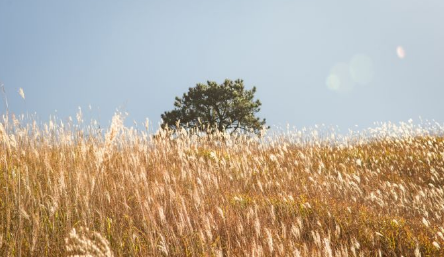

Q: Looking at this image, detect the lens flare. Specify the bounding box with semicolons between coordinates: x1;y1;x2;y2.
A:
326;62;353;92
397;46;405;59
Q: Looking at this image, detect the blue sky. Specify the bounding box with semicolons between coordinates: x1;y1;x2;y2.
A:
0;0;443;131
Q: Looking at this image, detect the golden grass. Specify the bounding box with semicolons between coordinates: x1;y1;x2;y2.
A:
1;113;444;256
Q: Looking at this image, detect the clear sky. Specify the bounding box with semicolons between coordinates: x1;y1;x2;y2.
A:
1;0;443;131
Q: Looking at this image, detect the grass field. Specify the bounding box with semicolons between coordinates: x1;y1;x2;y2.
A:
1;113;444;256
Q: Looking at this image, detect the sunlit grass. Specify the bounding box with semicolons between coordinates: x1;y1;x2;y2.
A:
1;113;443;256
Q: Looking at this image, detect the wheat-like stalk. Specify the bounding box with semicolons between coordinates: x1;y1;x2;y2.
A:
65;227;113;257
0;112;443;256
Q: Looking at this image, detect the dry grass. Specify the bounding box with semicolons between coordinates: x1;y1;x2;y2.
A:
1;113;444;256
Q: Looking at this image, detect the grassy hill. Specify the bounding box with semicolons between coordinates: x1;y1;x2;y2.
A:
1;114;443;256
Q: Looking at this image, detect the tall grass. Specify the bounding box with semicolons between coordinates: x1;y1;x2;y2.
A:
1;112;444;256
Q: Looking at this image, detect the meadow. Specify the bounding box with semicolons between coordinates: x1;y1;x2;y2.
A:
1;112;444;256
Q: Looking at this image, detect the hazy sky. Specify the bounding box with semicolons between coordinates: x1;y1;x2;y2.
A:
1;0;443;131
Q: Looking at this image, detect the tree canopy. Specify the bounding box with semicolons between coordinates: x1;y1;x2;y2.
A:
161;79;268;134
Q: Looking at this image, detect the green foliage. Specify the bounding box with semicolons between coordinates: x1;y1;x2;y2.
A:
161;79;268;134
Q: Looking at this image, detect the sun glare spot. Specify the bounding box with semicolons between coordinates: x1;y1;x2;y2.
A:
396;46;405;59
326;62;353;92
326;74;341;91
327;53;375;93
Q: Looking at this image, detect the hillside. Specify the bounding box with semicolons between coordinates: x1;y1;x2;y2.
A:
1;114;443;256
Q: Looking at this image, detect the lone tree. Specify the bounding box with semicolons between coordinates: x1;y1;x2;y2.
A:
161;79;268;134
